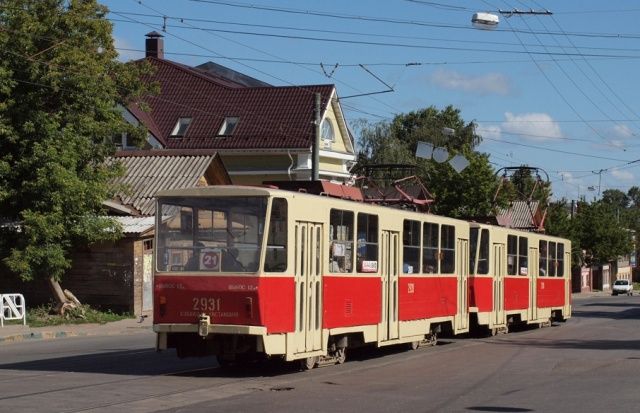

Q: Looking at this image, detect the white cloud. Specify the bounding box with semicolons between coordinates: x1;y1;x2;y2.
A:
612;124;634;139
476;123;502;140
501;112;562;141
610;169;634;181
610;139;626;149
559;171;575;183
429;69;511;96
113;36;143;62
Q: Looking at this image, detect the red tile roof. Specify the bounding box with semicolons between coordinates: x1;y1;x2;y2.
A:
133;57;336;150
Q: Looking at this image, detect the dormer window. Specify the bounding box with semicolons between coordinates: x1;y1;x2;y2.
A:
218;117;239;136
170;117;192;137
321;118;335;142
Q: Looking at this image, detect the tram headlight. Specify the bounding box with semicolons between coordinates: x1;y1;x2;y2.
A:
159;295;167;317
245;297;253;319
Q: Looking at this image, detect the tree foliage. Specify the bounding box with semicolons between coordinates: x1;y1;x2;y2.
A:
0;0;151;283
354;105;501;217
545;195;634;267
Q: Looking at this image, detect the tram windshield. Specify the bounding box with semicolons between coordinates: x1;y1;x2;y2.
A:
156;196;267;273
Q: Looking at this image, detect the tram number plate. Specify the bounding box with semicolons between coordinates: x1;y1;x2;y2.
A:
192;297;221;312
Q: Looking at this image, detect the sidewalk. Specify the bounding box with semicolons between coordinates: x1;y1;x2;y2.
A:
572;290;621;299
0;317;153;345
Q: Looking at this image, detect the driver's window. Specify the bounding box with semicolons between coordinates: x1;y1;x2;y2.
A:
264;198;288;272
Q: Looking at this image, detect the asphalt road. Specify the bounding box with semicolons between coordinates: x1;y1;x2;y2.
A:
1;295;639;413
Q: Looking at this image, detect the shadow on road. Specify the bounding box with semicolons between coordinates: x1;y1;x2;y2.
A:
0;339;457;378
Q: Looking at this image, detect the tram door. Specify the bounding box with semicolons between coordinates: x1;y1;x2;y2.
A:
529;247;539;321
294;221;323;354
379;230;400;342
493;243;506;327
456;238;469;331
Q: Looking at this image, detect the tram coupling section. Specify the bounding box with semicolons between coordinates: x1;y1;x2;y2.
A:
198;314;210;338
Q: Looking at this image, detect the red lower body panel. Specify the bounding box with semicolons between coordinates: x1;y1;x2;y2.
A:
537;278;565;308
323;276;381;329
399;276;458;320
469;276;493;312
154;275;295;333
504;277;529;311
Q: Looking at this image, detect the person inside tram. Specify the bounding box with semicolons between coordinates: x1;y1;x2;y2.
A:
222;247;244;272
185;241;205;271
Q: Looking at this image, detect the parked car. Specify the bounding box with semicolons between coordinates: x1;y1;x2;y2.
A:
612;279;633;296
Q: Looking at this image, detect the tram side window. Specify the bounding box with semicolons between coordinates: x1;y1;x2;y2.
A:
441;225;455;274
557;243;565;277
478;229;490;274
548;241;557;276
357;213;379;273
329;209;354;273
403;220;421;274
518;237;528;275
507;235;518;275
470;228;479;275
539;240;548;276
264;198;288;273
423;223;438;274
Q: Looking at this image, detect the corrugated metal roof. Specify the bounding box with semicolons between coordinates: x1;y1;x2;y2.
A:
109;151;217;216
497;200;539;229
112;216;155;235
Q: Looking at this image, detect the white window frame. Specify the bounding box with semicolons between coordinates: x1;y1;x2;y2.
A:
170;117;192;137
218;117;239;136
321;118;335;142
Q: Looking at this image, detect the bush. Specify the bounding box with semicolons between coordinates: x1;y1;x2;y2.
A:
23;304;132;327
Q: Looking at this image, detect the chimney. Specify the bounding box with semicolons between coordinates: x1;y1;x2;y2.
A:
145;31;164;59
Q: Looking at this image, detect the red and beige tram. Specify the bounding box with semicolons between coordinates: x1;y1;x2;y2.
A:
153;185;571;367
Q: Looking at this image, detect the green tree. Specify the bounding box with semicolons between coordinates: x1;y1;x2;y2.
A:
497;167;551;210
0;0;151;311
354;106;502;217
572;201;632;266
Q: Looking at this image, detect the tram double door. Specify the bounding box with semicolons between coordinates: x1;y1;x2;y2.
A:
294;221;323;354
456;238;469;332
493;243;506;327
529;247;539;321
379;230;400;342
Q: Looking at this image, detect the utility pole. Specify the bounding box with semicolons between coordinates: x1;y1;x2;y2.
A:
594;169;604;197
312;93;321;181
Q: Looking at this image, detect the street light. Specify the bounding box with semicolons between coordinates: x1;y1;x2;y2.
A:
471;12;499;30
471;9;552;29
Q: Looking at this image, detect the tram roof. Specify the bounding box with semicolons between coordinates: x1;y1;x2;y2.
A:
156;185;278;198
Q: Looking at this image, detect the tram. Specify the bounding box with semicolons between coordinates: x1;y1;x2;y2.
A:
152;185;571;368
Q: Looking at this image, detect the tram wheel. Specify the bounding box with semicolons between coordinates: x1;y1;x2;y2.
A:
301;356;318;370
409;341;420;350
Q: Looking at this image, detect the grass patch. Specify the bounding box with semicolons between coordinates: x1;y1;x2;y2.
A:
5;304;132;328
634;282;640;291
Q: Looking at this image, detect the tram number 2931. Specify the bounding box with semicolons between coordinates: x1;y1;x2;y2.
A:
192;297;221;312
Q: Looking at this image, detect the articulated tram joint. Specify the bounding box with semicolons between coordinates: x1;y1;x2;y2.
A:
198;313;210;338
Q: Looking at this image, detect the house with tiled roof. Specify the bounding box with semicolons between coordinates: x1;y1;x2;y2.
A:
120;32;356;184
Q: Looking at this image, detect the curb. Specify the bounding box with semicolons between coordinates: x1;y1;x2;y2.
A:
0;325;152;345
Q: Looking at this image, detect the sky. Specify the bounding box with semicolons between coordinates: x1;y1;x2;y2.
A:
102;0;640;201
